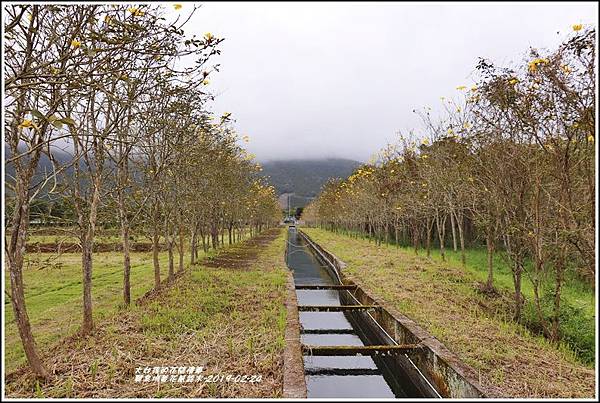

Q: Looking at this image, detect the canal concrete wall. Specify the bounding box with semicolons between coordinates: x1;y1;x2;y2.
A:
299;229;501;398
283;239;308;398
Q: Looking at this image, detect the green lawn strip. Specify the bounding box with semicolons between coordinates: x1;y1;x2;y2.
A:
5;229;287;398
303;228;595;398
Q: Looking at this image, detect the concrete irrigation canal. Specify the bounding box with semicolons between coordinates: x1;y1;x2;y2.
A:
283;226;489;399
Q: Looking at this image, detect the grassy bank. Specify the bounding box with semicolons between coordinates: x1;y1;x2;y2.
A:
422;244;594;365
303;227;595;398
5;228;287;398
316;228;595;364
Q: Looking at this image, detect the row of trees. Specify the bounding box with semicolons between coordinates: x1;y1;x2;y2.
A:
4;4;279;379
304;27;595;344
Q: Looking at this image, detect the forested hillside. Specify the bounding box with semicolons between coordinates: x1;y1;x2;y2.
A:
259;158;361;197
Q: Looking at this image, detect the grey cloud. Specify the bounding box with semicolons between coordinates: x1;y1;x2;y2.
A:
181;2;597;162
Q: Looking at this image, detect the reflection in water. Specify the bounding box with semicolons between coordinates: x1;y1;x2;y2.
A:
307;375;396;398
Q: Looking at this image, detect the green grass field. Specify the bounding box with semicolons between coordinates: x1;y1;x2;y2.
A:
303;227;595;398
3;229;254;374
5;228;288;398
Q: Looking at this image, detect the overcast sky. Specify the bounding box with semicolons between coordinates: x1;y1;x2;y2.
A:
176;2;597;162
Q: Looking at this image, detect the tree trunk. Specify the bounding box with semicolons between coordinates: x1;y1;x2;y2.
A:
7;184;50;379
384;221;389;244
81;238;94;335
455;210;466;266
426;217;432;257
513;260;523;321
167;239;175;281
117;119;131;306
81;171;101;336
190;227;197;265
435;212;446;261
121;220;131;305
211;223;218;249
117;169;131;305
485;232;494;290
450;210;458;252
199;227;206;253
412;220;419;255
178;226;184;273
152;203;161;289
551;250;565;342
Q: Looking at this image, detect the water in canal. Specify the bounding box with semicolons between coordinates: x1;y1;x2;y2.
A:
285;227;432;398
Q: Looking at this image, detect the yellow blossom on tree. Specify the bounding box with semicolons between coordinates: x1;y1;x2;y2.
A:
71;39;81;48
588;134;594;143
204;32;214;41
528;62;537;73
572;24;583;32
528;58;549;73
202;79;210;85
509;78;519;85
456;85;467;91
18;119;34;129
128;8;145;16
173;4;183;10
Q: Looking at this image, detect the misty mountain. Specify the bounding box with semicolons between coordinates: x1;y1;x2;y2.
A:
259;158;362;199
6;146;362;207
